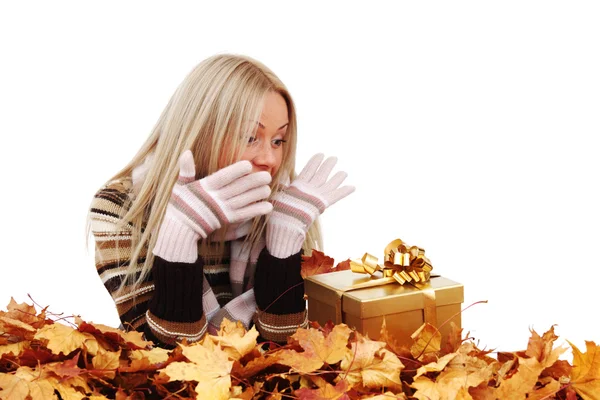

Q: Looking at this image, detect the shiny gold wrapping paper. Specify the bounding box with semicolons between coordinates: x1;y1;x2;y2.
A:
305;270;464;347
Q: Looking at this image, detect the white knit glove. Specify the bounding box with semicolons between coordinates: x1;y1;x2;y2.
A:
153;150;273;263
267;153;355;258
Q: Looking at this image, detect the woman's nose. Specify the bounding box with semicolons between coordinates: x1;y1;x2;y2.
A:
252;142;277;171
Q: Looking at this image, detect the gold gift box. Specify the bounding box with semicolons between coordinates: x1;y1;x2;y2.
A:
305;270;464;347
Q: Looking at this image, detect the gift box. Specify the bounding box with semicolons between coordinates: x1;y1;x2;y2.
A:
305;269;464;347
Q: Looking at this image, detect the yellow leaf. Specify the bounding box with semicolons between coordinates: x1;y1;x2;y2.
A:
34;323;97;356
526;378;561;400
159;338;233;400
411;323;441;360
130;347;170;364
278;324;352;373
569;340;600;400
414;353;458;379
210;318;259;361
0;367;57;400
493;356;546;399
91;349;121;379
0;342;27;358
0;316;36;332
339;335;403;391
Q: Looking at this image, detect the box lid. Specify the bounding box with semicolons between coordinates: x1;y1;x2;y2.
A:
305;269;464;318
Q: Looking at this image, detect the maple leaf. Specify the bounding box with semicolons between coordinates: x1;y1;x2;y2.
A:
334;259;351;272
541;359;572;381
525;326;561;365
568;340;600;400
295;379;350;400
0;367;57;400
34;322;99;356
301;250;335;278
210;318;259;361
0;342;27;358
412;365;494;400
76;319;152;350
46;352;84;379
277;324;352;373
91;349;121;379
160;337;233;400
526;377;561;400
339;334;404;391
410;323;441;360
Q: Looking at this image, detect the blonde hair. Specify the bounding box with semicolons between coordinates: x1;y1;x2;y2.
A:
90;54;322;295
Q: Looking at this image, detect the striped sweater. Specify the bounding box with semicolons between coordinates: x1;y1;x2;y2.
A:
90;177;308;348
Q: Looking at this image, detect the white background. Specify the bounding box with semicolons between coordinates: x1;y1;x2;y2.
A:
1;1;598;356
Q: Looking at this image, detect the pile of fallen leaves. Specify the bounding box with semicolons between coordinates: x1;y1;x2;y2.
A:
0;298;598;400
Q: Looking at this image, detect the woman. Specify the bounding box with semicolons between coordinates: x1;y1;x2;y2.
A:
89;54;354;348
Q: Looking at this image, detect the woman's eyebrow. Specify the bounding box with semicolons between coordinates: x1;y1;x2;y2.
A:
256;122;289;130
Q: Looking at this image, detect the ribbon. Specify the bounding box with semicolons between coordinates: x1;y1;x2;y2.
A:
349;238;434;289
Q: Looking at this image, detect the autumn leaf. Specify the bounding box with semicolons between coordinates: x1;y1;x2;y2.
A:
526;326;562;365
0;367;57;400
3;298;48;330
569;340;600;400
334;259;352;272
0;342;28;358
301;250;335;278
91;349;121;379
160;337;233;400
277;324;352;373
76;318;152;350
34;322;99;356
339;334;404;391
46;352;84;378
295;379;350;400
526;378;561;400
410;323;441;360
210;318;259;361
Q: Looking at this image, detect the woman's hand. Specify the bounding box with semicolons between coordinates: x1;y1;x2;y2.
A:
266;153;355;258
153;150;273;263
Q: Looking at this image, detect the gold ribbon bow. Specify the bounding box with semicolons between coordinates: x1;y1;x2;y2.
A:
349;238;433;288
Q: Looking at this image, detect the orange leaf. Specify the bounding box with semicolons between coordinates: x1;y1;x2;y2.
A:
295;380;350;400
568;340;600;400
301;250;335;279
34;322;99;356
277;324;352;373
339;334;404;391
210;318;259;361
410;323;441;360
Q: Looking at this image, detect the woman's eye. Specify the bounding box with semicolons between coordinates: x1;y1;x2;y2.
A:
272;139;287;147
247;136;258;145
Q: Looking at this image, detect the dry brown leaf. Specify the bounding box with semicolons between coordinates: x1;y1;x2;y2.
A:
210;318;259;361
91;349;121;379
569;340;600;400
301;250;335;278
339;334;403;391
34;322;98;356
410;323;441;360
159;337;233;400
295;379;350;399
277;324;352;373
0;367;57;400
526;378;561;400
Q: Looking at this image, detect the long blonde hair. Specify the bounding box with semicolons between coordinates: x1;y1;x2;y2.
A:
91;54;322;295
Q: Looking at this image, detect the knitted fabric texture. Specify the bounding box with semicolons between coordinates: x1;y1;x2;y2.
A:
90;177;307;348
153;150;272;263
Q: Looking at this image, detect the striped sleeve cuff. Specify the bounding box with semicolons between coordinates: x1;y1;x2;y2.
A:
254;309;308;343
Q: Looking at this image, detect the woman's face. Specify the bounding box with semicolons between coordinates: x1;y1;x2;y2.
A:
240;91;289;177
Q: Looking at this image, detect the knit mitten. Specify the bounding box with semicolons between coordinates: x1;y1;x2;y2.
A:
267;153;355;258
153;150;273;263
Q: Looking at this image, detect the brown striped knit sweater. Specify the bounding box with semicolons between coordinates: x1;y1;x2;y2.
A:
90;177;308;348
